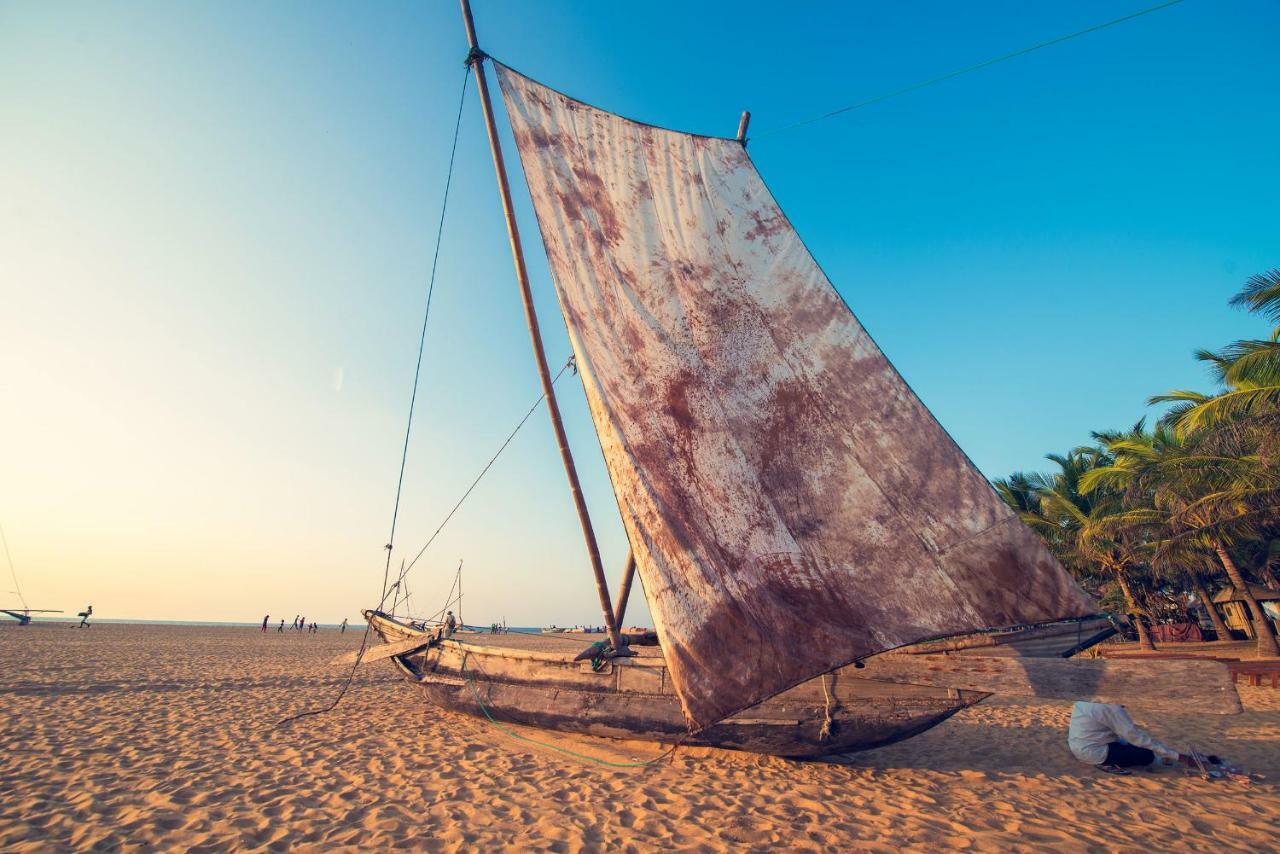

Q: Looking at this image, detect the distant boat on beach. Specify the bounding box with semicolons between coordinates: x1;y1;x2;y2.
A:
357;0;1240;758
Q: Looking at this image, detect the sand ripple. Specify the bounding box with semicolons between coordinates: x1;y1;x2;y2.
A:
2;624;1277;850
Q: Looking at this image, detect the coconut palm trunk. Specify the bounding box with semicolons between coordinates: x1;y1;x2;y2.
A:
1115;569;1157;651
1215;546;1280;657
1189;571;1233;643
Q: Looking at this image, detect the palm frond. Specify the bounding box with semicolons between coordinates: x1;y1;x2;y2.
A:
1194;348;1232;385
1168;385;1280;436
1229;268;1280;328
1221;339;1280;386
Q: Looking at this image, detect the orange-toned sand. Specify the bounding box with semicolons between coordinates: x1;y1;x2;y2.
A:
3;624;1277;850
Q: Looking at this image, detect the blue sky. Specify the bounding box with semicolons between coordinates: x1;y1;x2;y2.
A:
1;0;1276;625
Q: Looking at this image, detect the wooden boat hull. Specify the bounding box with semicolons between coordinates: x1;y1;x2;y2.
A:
364;611;986;758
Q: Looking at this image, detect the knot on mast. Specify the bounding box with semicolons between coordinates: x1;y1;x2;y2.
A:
464;46;488;69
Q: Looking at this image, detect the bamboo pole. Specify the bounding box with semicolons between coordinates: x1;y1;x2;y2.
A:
612;551;636;629
458;0;623;653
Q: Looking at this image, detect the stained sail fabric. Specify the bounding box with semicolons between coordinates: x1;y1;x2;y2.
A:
495;63;1097;729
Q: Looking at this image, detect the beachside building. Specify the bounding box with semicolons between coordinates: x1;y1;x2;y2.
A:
1211;584;1280;639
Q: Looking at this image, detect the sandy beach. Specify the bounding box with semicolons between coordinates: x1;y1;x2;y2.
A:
2;623;1278;851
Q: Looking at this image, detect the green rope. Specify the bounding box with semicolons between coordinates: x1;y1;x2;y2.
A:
459;658;677;768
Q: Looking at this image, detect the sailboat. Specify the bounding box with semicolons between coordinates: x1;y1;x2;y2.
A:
361;1;1238;758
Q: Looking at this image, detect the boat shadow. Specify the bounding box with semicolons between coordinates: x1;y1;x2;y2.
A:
824;710;1279;777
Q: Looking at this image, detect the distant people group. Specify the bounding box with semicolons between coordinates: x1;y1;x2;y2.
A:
260;613;347;634
291;615;319;633
258;614;353;635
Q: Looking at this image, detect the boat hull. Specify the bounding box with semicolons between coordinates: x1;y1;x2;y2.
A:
364;611;986;758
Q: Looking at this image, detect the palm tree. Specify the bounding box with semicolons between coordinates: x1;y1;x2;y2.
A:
996;447;1159;650
1081;424;1280;657
1153;269;1280;437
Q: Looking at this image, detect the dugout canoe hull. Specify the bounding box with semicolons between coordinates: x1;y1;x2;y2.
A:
364;610;986;758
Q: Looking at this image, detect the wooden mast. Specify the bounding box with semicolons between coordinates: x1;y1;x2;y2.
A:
736;110;751;144
612;551;636;629
458;0;624;653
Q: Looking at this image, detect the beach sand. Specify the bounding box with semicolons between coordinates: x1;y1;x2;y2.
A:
2;624;1277;851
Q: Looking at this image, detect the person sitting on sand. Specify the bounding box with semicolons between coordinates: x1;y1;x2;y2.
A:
444;611;457;638
1068;701;1213;773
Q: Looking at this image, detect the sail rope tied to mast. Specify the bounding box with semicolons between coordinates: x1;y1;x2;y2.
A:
274;64;472;730
381;63;473;601
753;0;1185;140
386;356;578;597
273;355;578;729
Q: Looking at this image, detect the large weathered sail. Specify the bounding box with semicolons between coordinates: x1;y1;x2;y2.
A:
495;63;1097;729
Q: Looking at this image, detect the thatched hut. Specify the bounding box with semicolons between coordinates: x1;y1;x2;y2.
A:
1211;584;1280;639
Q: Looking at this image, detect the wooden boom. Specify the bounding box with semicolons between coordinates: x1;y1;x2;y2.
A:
851;653;1242;715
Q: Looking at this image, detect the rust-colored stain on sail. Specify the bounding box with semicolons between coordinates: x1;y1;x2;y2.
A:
494;63;1097;730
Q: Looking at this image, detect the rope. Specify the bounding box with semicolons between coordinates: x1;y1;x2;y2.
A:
754;0;1185;140
274;356;577;730
389;356;578;593
381;64;472;600
272;67;470;732
460;656;678;768
0;520;27;612
818;673;835;742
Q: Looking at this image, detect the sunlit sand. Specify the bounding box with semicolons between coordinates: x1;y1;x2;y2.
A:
2;623;1277;850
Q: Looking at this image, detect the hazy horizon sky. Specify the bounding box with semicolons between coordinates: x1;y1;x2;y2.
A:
2;0;1277;625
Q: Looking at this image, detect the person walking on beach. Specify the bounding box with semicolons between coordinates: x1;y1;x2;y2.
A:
1067;701;1211;773
292;615;299;630
277;619;285;632
340;618;348;634
77;605;93;628
261;614;270;633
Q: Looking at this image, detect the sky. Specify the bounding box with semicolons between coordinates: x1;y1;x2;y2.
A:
1;0;1277;626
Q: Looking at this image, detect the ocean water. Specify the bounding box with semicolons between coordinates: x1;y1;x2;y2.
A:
16;617;265;628
8;618;570;631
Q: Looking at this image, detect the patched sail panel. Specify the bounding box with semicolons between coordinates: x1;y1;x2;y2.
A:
495;63;1097;729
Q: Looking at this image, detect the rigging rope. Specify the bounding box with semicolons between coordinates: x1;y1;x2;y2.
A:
273;66;470;731
754;0;1185;140
274;355;577;730
0;520;28;612
382;64;473;600
388;356;578;595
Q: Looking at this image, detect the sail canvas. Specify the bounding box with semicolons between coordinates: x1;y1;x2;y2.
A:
495;63;1097;729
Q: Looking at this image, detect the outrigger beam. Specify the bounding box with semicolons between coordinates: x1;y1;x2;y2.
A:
458;0;624;654
611;551;636;629
1;608;61;625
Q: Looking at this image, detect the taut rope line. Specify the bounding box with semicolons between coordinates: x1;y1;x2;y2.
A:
755;0;1185;139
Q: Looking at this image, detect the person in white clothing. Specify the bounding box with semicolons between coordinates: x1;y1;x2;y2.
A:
1068;701;1212;771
